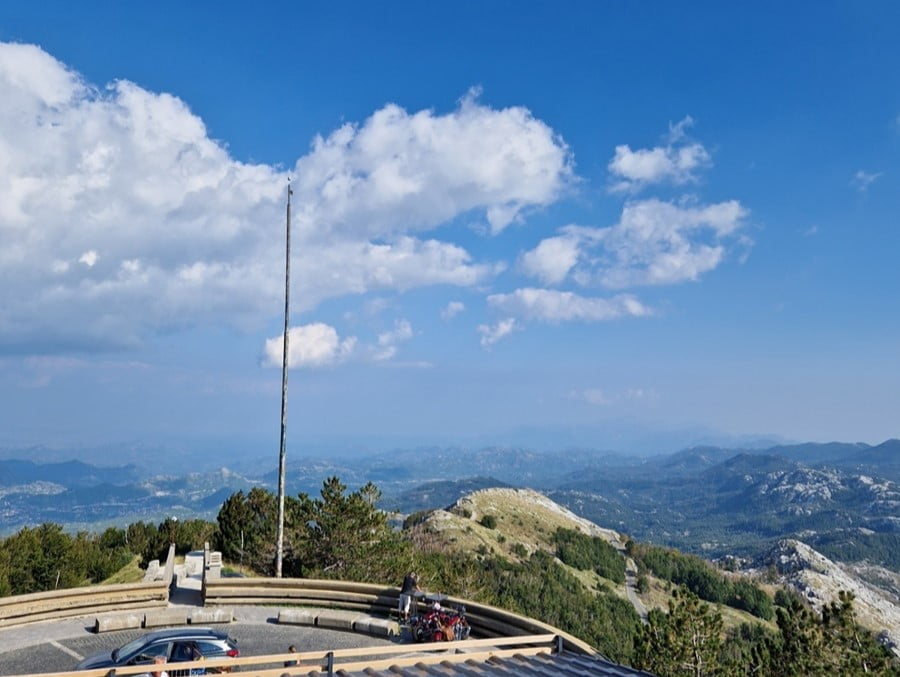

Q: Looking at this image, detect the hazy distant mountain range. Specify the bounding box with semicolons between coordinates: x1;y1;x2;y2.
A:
0;420;791;473
1;439;898;575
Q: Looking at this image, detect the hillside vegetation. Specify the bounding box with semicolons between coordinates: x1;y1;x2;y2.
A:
1;478;898;675
406;487;624;560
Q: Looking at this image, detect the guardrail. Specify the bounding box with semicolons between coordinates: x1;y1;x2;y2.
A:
5;634;561;677
202;576;596;655
0;544;175;629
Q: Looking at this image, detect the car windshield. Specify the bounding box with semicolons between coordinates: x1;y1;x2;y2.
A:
115;636;150;662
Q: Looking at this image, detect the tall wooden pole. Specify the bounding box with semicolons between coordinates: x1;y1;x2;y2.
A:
275;180;292;578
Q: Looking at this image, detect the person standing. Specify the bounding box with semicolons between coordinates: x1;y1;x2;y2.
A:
398;571;420;621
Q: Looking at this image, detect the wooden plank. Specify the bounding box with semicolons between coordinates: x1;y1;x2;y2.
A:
332;646;551;672
182;633;557;669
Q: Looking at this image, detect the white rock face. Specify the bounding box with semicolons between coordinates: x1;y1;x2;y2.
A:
754;539;900;653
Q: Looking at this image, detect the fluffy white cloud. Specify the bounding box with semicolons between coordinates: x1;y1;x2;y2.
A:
608;116;711;192
519;232;581;285
263;323;356;368
493;119;744;345
440;301;465;320
0;43;572;353
487;288;650;324
477;317;519;347
292;88;573;237
520;198;747;289
594;198;747;288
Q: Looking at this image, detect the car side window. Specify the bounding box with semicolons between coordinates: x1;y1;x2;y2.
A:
194;641;223;656
171;641;197;662
132;641;171;664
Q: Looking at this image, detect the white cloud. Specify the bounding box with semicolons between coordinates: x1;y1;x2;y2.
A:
608;117;711;192
0;43;572;353
79;250;99;267
441;301;465;320
520;198;747;289
666;116;694;143
292;88;573;237
263;323;356;368
478;318;519;347
373;319;414;361
519;232;581;285
851;169;882;192
487;288;650;324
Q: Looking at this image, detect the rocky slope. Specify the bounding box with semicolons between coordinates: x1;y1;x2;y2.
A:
417;488;900;651
753;539;900;653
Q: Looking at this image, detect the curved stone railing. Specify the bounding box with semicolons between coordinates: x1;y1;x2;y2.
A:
0;544;175;629
0;545;593;658
202;576;596;655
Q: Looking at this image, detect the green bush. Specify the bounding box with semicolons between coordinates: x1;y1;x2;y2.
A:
553;528;626;584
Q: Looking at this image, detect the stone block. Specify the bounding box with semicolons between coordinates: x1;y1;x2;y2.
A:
94;614;143;633
278;608;318;626
144;609;189;628
315;609;364;630
354;616;399;638
190;607;233;624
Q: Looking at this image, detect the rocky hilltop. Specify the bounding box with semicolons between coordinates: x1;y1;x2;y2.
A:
418;487;627;559
754;538;900;652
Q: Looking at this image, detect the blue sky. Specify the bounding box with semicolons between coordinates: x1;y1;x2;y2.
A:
0;1;898;457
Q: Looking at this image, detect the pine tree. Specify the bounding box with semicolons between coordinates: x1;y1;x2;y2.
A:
768;594;826;676
290;477;410;582
820;591;894;675
635;587;728;677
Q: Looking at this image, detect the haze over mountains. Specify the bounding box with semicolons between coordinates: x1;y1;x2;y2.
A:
0;420;791;473
1;438;898;568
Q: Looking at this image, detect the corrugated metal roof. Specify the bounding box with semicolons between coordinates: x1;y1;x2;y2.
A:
305;650;654;676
